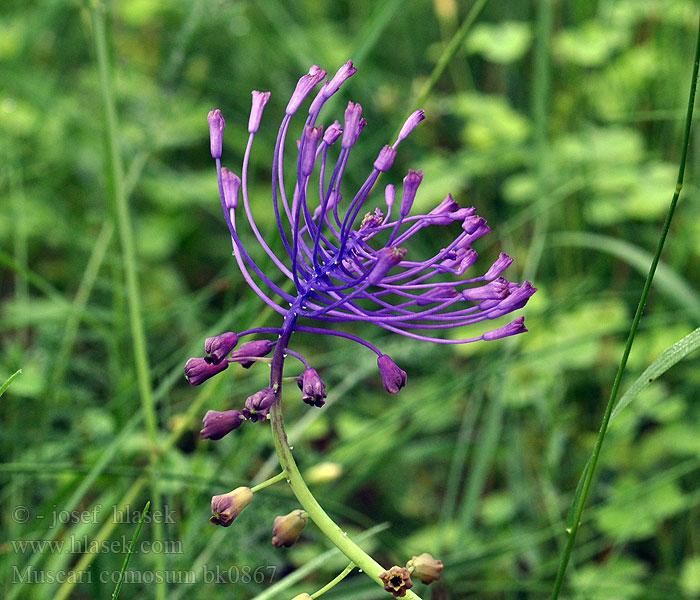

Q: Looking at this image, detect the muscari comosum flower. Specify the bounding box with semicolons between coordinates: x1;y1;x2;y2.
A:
186;60;535;407
187;60;536;599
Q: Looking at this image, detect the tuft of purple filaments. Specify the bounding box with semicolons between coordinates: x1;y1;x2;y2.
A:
193;61;535;405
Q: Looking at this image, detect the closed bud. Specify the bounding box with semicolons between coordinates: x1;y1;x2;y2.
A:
397;109;425;143
483;252;513;281
185;357;228;386
301;126;323;176
204;331;239;364
297;368;327;407
207;109;225;159
378;566;413;598
291;594;313;600
400;169;423;217
428;193;461;225
368;247;406;285
248;90;271;133
482;316;528;341
230;339;275;368
243;387;276;422
221;168;240;210
374;145;397;172
271;509;308;548
201;409;245;440
342;102;363;149
406;553;443;585
323;120;343;146
286;65;326;115
377;354;407;394
210;487;253;527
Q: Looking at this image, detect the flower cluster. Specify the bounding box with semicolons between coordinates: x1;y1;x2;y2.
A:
185;60;535;414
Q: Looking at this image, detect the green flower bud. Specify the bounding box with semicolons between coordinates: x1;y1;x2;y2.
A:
406;552;443;584
291;595;312;600
210;486;253;527
271;509;308;548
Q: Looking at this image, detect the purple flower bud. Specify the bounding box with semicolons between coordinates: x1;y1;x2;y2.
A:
461;215;487;234
242;387;276;422
416;286;459;306
406;553;443;585
488;281;537;317
297;368;327;407
230;339;275;368
385;184;396;212
454;250;480;275
428;193;461;225
325;59;357;98
272;509;308;548
221;168;241;210
450;206;477;221
374;145;397;172
185;357;228;386
342;102;363;149
248;90;271;133
207;109;225;159
439;247;477;271
461;278;510;301
205;331;239;363
286;65;327;115
201;409;245;440
323;120;343;146
397;109;425;143
483;252;513;280
210;486;253;527
377;354;407;394
482;316;528;340
400;169;423;217
368;247;406;285
301;126;323;176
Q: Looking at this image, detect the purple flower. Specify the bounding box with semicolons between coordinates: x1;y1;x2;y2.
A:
298;368;327;407
377;354;407;394
205;331;239;364
185;357;228;386
189;61;536;405
201;409;245;440
242;387;276;422
230;340;275;369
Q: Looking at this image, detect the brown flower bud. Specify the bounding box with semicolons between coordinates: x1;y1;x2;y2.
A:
210;486;253;527
406;552;443;584
378;566;413;597
271;509;308;548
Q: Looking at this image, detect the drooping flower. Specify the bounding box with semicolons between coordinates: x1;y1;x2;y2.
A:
200;409;245;440
271;509;308;548
186;59;535;409
210;486;253;527
406;553;443;584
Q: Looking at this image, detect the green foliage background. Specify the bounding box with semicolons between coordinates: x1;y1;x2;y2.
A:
2;0;700;598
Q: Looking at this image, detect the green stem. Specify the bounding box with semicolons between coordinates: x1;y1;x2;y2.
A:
407;0;489;115
251;471;287;493
270;401;423;600
311;562;356;598
550;11;700;599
